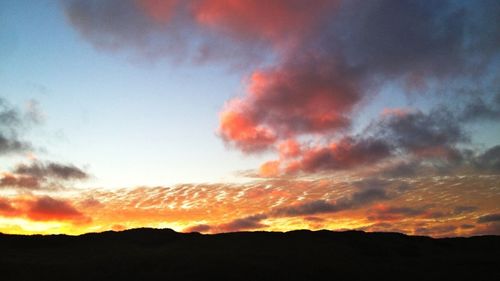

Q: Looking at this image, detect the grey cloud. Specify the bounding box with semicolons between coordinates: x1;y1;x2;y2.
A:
183;224;212;233
217;214;268;232
453;206;478;215
477;214;500;224
0;98;31;155
272;200;342;217
15;161;89;180
272;188;389;217
474;145;500;173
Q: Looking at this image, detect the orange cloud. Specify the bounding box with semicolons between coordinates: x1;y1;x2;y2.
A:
259;161;280;177
26;196;90;223
193;0;336;46
0;198;21;217
0;195;90;225
278;139;301;158
219;107;276;152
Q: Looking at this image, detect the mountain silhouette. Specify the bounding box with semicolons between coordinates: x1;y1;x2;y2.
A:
1;228;498;281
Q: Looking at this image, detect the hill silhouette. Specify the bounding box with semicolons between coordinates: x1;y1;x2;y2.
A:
1;228;499;281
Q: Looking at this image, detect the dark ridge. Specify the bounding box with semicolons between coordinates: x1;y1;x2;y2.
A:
0;228;498;281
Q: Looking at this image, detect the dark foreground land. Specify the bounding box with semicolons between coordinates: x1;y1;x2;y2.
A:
0;228;499;281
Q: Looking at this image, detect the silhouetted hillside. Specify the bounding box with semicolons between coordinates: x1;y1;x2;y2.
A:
1;228;499;281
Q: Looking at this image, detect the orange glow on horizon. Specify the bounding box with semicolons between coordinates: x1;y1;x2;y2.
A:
1;175;498;237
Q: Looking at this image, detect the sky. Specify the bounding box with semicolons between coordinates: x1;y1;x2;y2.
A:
0;0;499;237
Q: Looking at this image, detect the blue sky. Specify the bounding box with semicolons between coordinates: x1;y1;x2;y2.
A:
1;0;266;187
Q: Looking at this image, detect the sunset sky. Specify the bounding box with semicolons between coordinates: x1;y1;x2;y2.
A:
1;0;499;237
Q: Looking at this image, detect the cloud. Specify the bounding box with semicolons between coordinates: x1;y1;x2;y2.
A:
62;1;500;176
263;106;499;176
0;195;91;224
272;200;342;217
0;135;29;156
183;224;212;233
0;98;32;155
0;174;40;189
272;188;389;217
477;214;500;224
0;161;88;190
215;0;499;157
217;214;268;232
366;205;427;221
62;0;277;65
38;174;497;236
474;146;500;173
186;184;391;233
14;161;88;180
453;206;478;215
0;98;89;191
460;92;500;122
372;108;467;159
218;108;277;153
414;224;458;237
184;214;268;233
0;198;21;217
26;196;90;223
379;161;421;178
286;137;392;174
